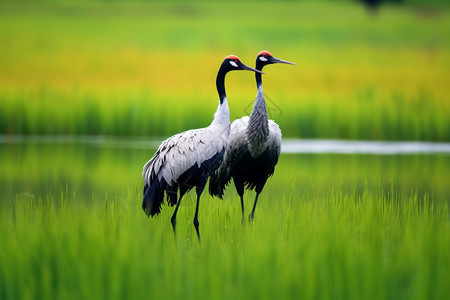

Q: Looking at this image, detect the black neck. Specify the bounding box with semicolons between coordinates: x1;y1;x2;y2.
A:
255;59;265;88
216;72;226;104
216;61;231;104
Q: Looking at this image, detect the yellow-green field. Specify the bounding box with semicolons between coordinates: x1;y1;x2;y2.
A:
1;0;449;140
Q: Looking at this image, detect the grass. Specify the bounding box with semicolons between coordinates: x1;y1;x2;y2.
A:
0;142;448;299
0;187;448;300
0;1;449;140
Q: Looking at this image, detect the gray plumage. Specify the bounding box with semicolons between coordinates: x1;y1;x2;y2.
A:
209;51;294;222
142;106;230;194
141;55;263;240
247;87;274;158
209;87;282;198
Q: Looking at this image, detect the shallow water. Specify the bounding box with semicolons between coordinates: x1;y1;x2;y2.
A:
2;135;450;154
282;139;450;154
0;136;448;207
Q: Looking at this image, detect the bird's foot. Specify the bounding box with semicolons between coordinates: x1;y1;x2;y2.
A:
171;218;176;236
194;228;201;243
194;220;201;243
248;213;255;222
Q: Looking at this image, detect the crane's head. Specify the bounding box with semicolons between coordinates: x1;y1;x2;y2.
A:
222;55;264;74
256;51;295;70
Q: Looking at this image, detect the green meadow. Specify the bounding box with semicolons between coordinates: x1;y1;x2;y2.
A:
1;185;449;300
1;142;449;300
1;1;450;299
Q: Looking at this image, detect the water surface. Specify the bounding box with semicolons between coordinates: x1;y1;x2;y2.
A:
1;137;448;207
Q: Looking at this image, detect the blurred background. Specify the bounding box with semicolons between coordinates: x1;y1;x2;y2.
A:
1;0;449;140
0;0;449;205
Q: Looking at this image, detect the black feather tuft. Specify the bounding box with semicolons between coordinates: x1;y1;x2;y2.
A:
209;173;225;199
142;179;166;217
166;184;178;207
143;151;224;216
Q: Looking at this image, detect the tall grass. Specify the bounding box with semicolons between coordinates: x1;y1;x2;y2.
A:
1;142;448;299
0;1;449;140
0;187;448;300
1;87;448;140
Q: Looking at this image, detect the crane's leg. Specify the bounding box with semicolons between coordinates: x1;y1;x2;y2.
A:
193;180;207;242
193;193;201;242
240;195;245;225
233;178;245;225
249;180;268;222
171;193;184;236
248;192;260;222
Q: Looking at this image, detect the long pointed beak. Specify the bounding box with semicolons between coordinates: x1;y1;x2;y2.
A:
240;62;265;74
271;57;296;65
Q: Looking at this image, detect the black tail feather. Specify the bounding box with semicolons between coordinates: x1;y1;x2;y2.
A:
166;184;178;207
142;179;165;217
209;173;224;199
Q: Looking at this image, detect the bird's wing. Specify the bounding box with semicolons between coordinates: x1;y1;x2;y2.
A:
142;127;227;186
142;131;184;184
267;119;282;163
222;117;249;174
209;117;248;197
230;116;249;136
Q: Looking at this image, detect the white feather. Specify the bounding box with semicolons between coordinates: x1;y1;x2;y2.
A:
228;117;281;155
142;98;230;186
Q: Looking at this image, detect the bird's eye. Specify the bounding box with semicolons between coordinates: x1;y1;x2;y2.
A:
229;61;238;67
259;56;268;62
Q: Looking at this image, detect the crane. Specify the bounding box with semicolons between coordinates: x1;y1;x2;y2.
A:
209;51;294;223
142;55;262;241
